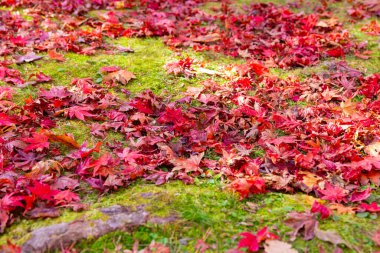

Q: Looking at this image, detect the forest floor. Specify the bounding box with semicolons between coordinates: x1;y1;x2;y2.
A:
0;0;379;252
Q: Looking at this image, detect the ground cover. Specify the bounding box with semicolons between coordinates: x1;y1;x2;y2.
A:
0;0;379;252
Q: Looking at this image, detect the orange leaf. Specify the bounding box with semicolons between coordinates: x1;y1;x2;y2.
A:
104;69;136;85
299;171;322;189
328;203;355;215
42;130;80;148
48;50;65;62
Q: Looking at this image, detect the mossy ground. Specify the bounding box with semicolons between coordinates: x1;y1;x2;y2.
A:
1;0;380;252
2;180;378;252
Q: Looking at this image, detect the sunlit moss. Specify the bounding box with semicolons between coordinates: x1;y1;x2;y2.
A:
1;180;379;252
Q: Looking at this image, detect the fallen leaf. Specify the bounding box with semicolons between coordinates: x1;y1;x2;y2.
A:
365;140;380;156
22;133;50;152
316;18;339;28
192;33;221;43
139;241;170;253
372;230;380;246
14;52;43;64
285;211;318;241
238;232;259;252
48;50;65;62
25;207;60;219
328;203;355;215
298;171;322;192
311;201;331;219
314;227;347;246
104;69;136;85
319;182;348;203
264;240;297;253
43;131;80;149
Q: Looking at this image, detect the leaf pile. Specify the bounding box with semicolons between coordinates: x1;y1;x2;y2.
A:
0;0;369;74
1;58;379;233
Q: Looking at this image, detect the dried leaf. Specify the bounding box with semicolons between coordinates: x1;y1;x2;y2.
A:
14;52;43;64
104;69;136;85
264;240;297;253
285;212;318;241
314;227;347;246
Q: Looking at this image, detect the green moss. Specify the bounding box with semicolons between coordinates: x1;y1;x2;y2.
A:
251;147;266;158
74;182;379;252
287;99;310;107
52;120;93;146
0;209;90;245
1;181;379;252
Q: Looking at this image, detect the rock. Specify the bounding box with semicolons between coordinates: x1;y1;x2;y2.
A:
21;205;176;253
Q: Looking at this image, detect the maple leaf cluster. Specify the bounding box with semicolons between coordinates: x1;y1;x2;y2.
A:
0;0;373;84
0;59;379;233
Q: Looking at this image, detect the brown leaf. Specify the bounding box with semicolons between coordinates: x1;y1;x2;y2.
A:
104;69;136;85
25;207;60;219
0;210;9;233
139;241;170;253
316;18;339;28
192;33;221;43
46;132;80;149
298;171;322;192
314;227;346;246
285;212;318;241
372;230;380;246
245;202;259;213
360;171;380;186
264;240;297;253
265;173;294;192
25;160;61;178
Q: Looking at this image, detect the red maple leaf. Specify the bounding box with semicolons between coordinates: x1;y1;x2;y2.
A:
229;176;266;199
0;113;15;126
310;201;331;219
238;232;259;252
54;190;80;205
30;72;52;83
90;153;117;177
28;181;59;201
358;202;380;212
22;133;50;152
349;187;371;202
0;194;24;211
319;183;348;203
39;87;71;99
171;153;204;173
66;106;95;121
256;227;279;242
